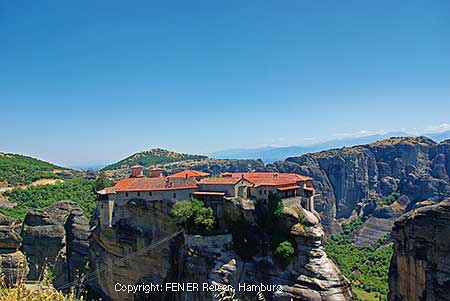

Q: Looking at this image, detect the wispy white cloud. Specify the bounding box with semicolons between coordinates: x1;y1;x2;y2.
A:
423;123;450;134
303;137;319;141
332;129;388;138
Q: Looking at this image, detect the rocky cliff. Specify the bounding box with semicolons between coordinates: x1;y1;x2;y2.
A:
268;137;450;237
88;198;353;301
388;199;450;301
88;200;183;300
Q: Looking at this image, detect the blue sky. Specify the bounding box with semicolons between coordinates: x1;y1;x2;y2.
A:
1;0;450;167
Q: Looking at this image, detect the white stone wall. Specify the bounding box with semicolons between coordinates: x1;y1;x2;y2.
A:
250;185;278;201
197;184;236;197
103;188;196;226
115;189;195;203
98;197;115;227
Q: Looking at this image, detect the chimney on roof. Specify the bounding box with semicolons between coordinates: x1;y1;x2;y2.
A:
130;165;144;178
150;168;164;178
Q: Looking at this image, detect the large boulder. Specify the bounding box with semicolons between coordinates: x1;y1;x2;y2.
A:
21;208;66;280
21;201;90;288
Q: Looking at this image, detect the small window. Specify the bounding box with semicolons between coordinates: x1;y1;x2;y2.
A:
259;190;262;195
125;192;129;197
173;193;177;198
189;193;192;198
264;190;267;195
149;191;152;196
101;204;104;209
137;192;140;197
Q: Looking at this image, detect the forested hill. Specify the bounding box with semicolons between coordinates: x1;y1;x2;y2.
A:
0;153;68;186
102;148;207;171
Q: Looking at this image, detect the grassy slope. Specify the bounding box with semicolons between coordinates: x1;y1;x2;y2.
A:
0;178;97;220
0;153;66;186
102;148;207;171
325;220;393;301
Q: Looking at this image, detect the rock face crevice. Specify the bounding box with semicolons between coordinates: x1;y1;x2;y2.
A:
388;199;450;301
88;201;184;301
0;213;28;285
21;201;90;288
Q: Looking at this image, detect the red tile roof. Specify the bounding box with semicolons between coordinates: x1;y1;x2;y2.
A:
97;187;116;195
193;191;226;196
98;172;313;194
113;177;198;192
277;185;301;191
229;172;312;187
198;177;242;185
168;170;210;178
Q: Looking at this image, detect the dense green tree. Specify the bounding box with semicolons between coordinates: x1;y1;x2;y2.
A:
94;172;114;191
268;192;284;217
172;199;215;233
274;241;295;259
224;212;258;259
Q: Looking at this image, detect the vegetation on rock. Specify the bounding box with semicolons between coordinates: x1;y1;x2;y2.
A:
274;240;295;259
172;199;215;233
375;189;401;207
268;192;284;217
325;219;392;301
102;148;207;171
0;265;85;301
0;153;64;186
93;172;114;191
0;179;97;220
224;212;258;259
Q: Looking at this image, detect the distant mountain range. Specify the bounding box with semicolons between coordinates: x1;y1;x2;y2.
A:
209;130;450;163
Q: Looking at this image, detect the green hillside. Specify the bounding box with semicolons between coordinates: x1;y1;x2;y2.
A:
0;178;97;220
0;153;66;186
102;148;207;171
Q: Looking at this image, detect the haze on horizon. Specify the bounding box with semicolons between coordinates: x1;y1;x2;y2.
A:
1;1;449;167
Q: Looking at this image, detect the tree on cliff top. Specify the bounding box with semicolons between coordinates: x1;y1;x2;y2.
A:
94;172;114;191
274;240;295;259
172;199;215;233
